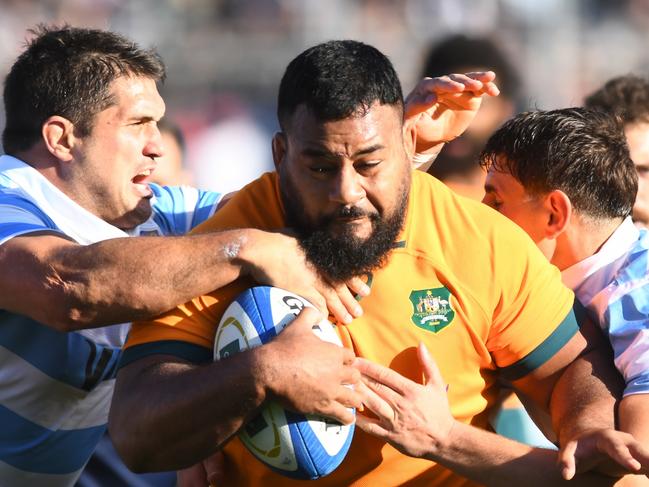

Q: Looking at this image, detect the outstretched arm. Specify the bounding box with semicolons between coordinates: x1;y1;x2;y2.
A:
404;71;500;170
0;229;367;331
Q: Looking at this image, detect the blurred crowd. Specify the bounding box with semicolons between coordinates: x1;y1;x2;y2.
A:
3;0;649;192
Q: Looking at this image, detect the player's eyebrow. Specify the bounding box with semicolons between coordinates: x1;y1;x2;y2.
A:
127;115;157;124
352;144;384;157
484;182;499;195
302;144;385;159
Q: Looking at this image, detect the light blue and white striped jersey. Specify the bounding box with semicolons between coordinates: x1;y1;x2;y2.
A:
0;155;222;486
563;217;649;397
591;228;649;396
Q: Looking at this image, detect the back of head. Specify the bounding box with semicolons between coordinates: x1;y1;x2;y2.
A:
480;107;637;220
2;25;166;155
421;34;518;186
277;40;404;131
584;75;649;126
421;34;519;101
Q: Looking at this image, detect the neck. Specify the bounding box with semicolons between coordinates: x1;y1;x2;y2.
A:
550;215;623;271
12;147;64;184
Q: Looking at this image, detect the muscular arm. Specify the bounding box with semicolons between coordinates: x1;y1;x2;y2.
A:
1;229;364;331
355;344;621;487
108;308;361;472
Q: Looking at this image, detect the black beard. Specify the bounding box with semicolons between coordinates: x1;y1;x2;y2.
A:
280;172;408;283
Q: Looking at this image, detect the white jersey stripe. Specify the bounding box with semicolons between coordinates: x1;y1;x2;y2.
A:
0;345;113;429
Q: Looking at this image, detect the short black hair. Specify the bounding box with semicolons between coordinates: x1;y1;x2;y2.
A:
421;34;519;100
3;24;166;154
584;74;649;126
277;40;404;131
480;107;637;220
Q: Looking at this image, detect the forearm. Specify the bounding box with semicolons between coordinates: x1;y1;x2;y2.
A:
109;351;267;472
620;394;649;445
428;421;618;487
550;346;623;445
14;229;265;330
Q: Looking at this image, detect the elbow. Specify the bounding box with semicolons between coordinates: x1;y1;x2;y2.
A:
40;271;103;331
46;307;97;332
108;413;156;473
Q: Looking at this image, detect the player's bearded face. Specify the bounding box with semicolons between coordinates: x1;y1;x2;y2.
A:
280;168;408;283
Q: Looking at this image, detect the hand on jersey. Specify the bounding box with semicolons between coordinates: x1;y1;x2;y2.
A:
559;428;649;480
261;307;362;425
405;71;500;155
247;229;369;325
353;342;455;459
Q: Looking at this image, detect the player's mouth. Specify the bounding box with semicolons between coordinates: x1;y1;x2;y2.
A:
132;168;155;198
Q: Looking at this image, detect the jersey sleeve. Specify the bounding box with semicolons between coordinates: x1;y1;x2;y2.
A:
121;174;283;367
596;235;649;396
485;218;578;381
0;196;64;245
149;184;222;235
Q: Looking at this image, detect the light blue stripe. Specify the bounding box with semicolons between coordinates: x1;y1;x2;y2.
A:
0;312;120;390
150;184;220;235
251;287;277;338
0;193;59;242
0;222;50;243
606;232;649;361
0;404;105;474
191;189;221;227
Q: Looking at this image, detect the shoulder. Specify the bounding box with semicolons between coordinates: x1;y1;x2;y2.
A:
603;230;649;306
409;171;542;264
189;172;285;235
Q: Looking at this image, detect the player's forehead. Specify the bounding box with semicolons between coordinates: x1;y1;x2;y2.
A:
107;75;165;120
485;168;528;199
287;103;402;152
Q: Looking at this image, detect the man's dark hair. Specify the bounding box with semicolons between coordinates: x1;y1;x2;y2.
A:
421;34;519;101
2;25;166;154
277;40;404;131
479;108;637;220
584;75;649;125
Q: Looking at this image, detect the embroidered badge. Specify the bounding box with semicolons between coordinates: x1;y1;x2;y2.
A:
409;287;455;333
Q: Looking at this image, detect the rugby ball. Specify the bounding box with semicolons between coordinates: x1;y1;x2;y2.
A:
213;286;354;480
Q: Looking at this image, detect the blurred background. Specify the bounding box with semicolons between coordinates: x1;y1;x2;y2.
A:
2;0;649;193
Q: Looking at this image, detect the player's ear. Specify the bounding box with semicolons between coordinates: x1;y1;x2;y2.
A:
272;132;287;170
42;115;76;162
402;116;417;161
544;189;571;238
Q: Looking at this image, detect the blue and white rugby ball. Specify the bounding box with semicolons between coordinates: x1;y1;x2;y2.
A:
213;286;354;480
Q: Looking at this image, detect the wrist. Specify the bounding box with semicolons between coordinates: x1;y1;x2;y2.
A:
248;343;276;404
412;144;444;170
234;229;265;278
422;418;458;462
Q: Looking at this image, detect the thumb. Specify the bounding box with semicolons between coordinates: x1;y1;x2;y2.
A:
204;451;225;486
293;306;323;327
558;439;578;480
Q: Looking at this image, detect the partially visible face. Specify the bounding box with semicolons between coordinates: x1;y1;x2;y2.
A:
151;129;187;186
73;76;165;230
277;102;412;282
482;165;548;245
624;121;649;229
